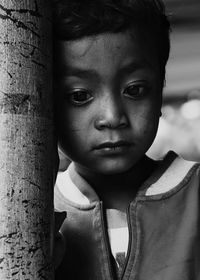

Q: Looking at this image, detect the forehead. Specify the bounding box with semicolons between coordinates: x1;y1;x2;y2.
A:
55;30;159;78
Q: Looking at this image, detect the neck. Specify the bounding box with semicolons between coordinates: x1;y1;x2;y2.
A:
75;156;157;211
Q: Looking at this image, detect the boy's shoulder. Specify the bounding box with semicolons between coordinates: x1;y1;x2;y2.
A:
145;151;200;196
54;163;98;211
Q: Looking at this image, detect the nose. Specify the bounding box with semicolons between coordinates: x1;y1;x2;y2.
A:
94;94;128;130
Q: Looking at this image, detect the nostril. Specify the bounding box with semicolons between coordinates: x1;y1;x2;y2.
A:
119;121;127;128
95;115;128;130
94;96;129;130
94;118;111;130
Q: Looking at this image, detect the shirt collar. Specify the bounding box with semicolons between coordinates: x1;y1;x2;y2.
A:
56;162;99;205
56;151;196;205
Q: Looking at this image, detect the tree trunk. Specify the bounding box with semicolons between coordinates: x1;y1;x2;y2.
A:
0;0;54;279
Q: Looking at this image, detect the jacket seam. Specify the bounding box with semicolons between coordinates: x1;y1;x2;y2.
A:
124;202;140;280
138;163;200;202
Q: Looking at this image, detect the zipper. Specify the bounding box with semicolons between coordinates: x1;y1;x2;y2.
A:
100;201;116;280
120;204;132;279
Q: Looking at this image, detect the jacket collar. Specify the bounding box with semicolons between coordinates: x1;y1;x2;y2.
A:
145;152;195;196
56;162;99;206
56;151;196;206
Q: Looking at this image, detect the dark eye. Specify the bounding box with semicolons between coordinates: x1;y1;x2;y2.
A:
123;84;149;100
67;89;93;105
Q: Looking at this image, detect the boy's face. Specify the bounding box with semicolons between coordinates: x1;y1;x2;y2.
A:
55;30;162;175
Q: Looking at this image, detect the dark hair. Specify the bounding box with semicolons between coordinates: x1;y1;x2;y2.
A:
53;0;170;82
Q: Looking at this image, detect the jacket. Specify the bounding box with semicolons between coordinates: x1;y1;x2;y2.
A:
54;151;200;280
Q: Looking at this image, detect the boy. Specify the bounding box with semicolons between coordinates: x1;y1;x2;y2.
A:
53;0;200;279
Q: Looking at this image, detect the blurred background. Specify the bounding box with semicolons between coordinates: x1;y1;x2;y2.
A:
148;0;200;161
59;0;200;170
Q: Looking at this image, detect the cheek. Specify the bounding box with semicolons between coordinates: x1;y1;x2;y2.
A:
57;104;85;132
58;104;97;141
57;108;92;149
58;128;87;163
129;103;160;138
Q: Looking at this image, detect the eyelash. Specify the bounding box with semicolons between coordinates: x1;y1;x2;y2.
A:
66;89;93;105
123;83;151;100
65;82;150;106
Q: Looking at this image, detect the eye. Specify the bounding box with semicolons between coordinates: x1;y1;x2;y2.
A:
123;83;150;100
67;89;93;105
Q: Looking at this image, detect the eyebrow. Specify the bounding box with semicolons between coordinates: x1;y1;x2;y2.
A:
59;59;155;80
63;67;99;80
119;60;155;75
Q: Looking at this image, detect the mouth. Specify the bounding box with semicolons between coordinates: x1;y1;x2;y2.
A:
94;140;132;154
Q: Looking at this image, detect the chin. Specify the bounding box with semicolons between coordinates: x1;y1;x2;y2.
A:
94;160;134;175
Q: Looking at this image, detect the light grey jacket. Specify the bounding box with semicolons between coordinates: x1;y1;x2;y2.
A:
54;152;200;280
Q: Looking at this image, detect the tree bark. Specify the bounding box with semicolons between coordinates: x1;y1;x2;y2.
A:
0;0;54;279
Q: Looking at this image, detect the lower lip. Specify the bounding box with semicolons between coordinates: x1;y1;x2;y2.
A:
94;145;131;155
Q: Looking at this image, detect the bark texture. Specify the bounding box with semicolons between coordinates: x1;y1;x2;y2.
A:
0;1;54;279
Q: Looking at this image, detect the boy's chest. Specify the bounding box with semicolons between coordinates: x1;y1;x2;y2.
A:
56;188;200;280
106;209;129;278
